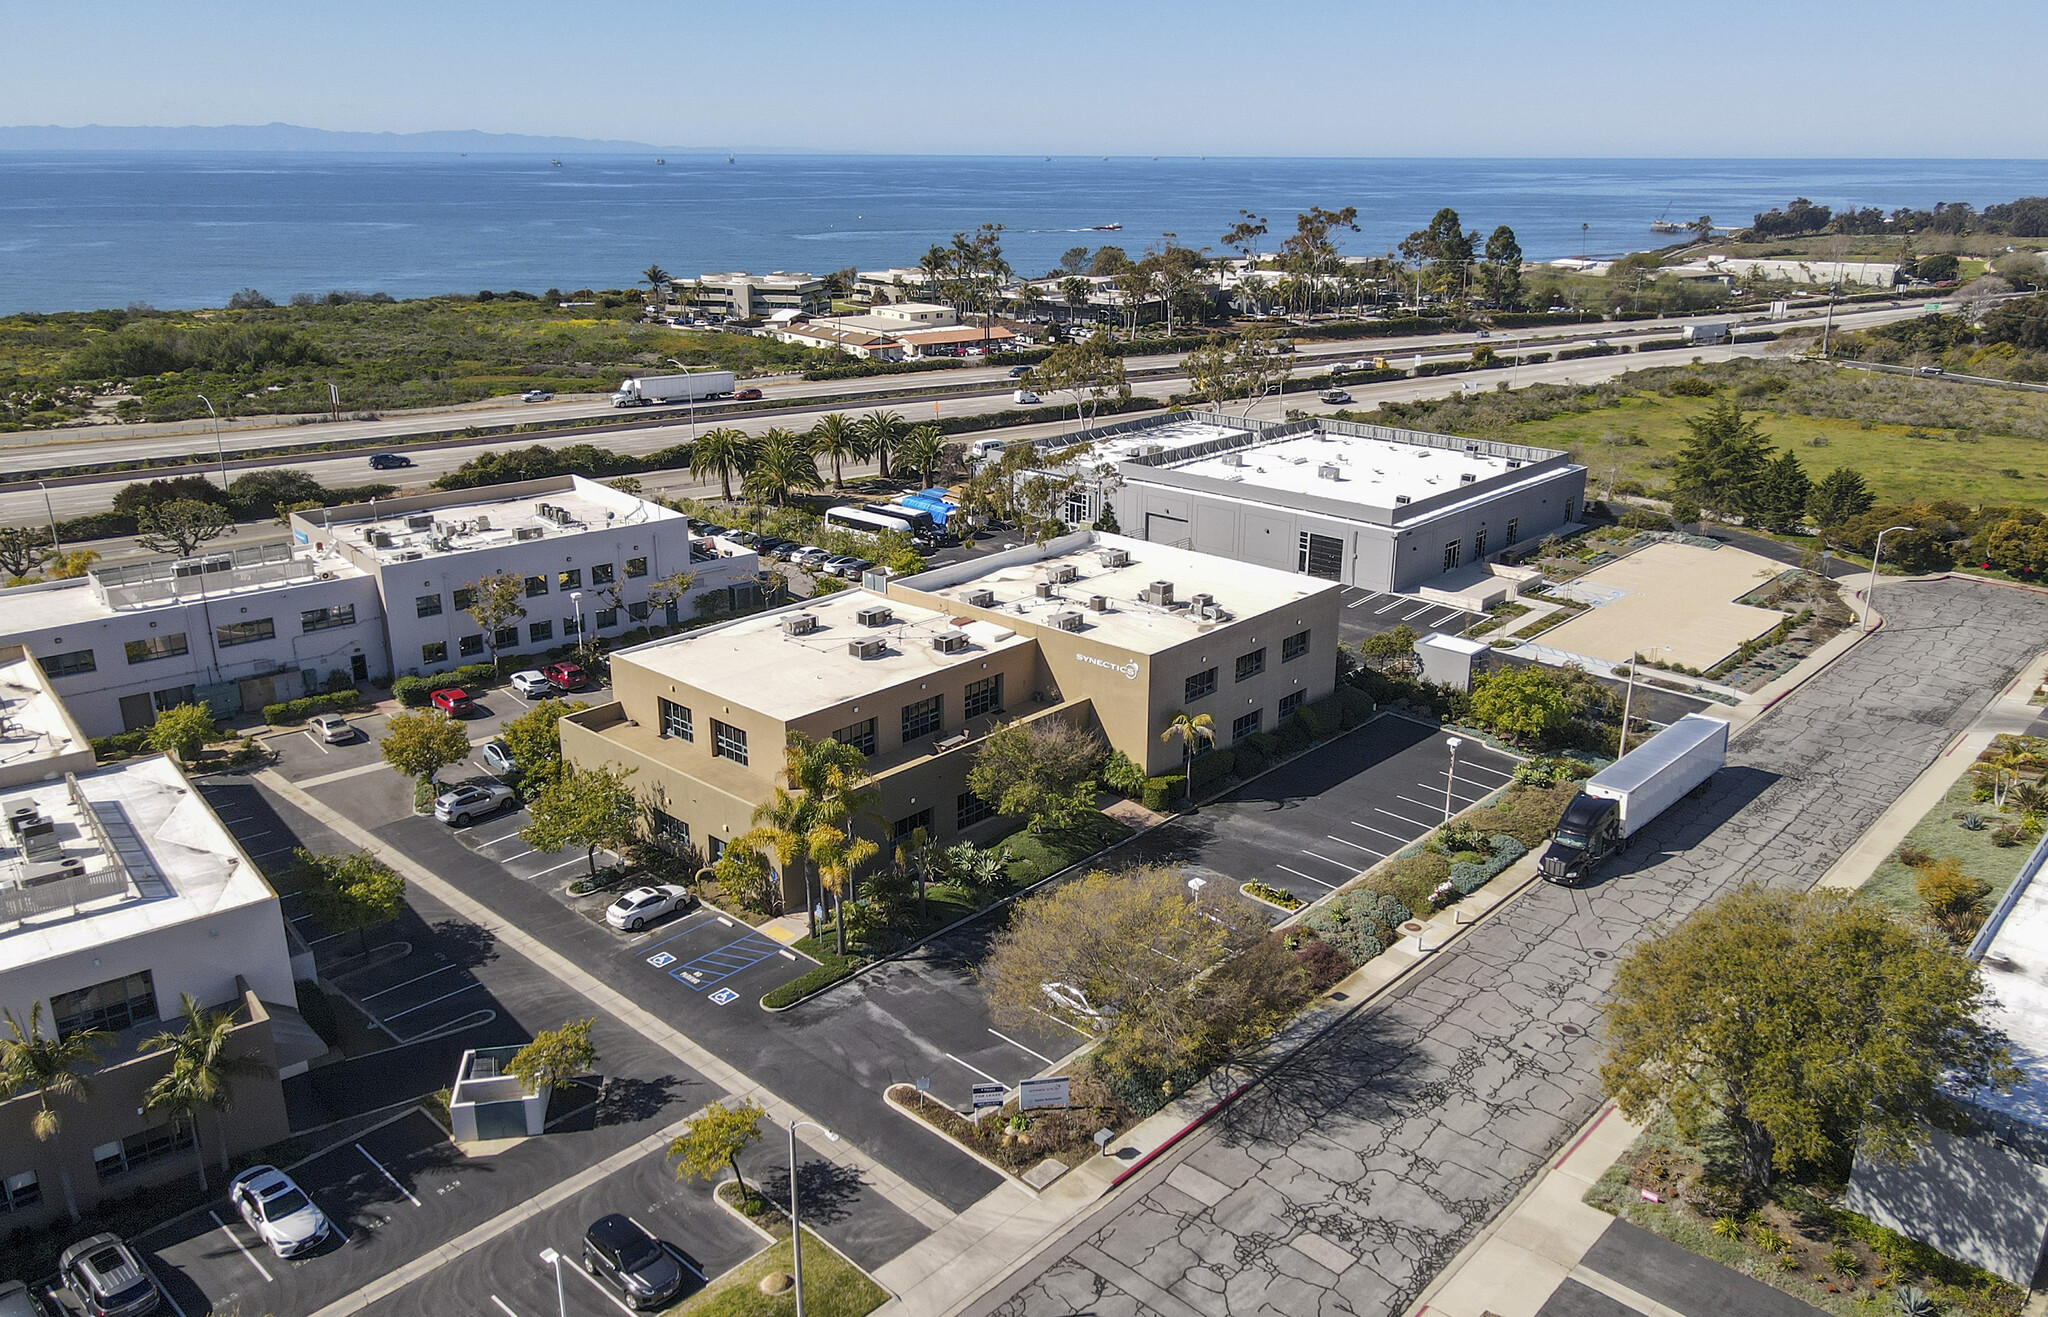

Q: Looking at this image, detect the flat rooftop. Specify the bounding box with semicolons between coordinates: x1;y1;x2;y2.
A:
0;755;274;973
1962;849;2048;1133
316;478;681;568
0;649;91;784
620;590;1035;722
1044;416;1259;469
1163;427;1518;503
900;532;1335;656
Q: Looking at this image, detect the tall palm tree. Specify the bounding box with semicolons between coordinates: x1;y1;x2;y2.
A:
641;264;672;309
1160;711;1216;800
737;734;876;936
809;413;860;489
807;821;880;956
743;429;821;507
0;1004;103;1221
139;993;273;1191
896;425;949;491
859;410;903;482
690;427;755;502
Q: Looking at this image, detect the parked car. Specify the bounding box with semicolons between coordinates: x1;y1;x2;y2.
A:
1012;389;1041;404
542;661;587;692
309;713;354;744
821;555;861;577
367;453;413;470
791;547;830;569
756;537;794;558
843;558;876;578
510;670;553;698
1318;389;1352;404
734;387;764;401
59;1234;160;1317
480;739;517;776
434;782;517;825
684;518;717;534
229;1165;332;1259
0;1280;50;1317
583;1214;684;1311
431;688;475;716
520;389;555;402
605;884;699;931
727;530;762;547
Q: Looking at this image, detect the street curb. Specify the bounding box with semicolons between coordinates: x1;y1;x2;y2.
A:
880;1084;1046;1194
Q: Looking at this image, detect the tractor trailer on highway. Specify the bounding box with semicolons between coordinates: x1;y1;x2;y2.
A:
610;371;736;407
1539;712;1730;883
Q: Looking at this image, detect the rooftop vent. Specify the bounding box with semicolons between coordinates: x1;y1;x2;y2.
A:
855;605;893;627
1394;495;1412;505
1098;548;1130;568
1048;610;1085;632
1141;580;1175;606
514;526;543;542
1189;592;1215;611
848;637;887;660
965;588;996;608
1506;459;1522;469
405;513;434;530
474;513;491;531
1317;464;1342;481
1048;564;1078;584
1035;582;1056;599
395;550;425;562
1461;473;1478;485
1086;595;1109;612
931;632;970;654
1223;453;1246;467
782;612;819;636
370;531;395;549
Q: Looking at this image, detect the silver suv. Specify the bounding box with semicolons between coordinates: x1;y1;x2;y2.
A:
434;782;518;826
59;1234;160;1317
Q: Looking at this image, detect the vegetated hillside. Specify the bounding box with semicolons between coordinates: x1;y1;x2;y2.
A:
1365;356;2048;512
0;288;832;431
1815;292;2048;382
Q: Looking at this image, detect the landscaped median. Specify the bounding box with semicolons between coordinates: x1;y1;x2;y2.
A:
678;1179;886;1317
884;1079;1132;1189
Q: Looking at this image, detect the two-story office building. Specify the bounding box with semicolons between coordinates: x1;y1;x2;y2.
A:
689;271;829;320
561;533;1339;907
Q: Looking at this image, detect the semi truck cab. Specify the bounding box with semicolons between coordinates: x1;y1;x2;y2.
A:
1540;792;1623;883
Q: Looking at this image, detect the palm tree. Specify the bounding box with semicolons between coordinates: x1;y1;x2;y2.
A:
1160;711;1216;799
1060;276;1092;326
0;1004;103;1220
139;993;273;1191
897;424;948;490
642;264;672;309
809;413;860;489
808;821;880;956
859;410;904;482
691;427;755;502
743;429;821;507
736;733;877;936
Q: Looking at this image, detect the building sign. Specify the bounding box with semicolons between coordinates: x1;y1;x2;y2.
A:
1019;1077;1072;1111
1075;652;1139;680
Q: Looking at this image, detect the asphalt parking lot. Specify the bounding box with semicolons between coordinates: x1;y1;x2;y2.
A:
1336;586;1481;643
1535;1219;1830;1317
1119;712;1520;908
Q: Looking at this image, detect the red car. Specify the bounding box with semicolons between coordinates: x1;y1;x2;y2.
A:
734;387;763;401
542;661;587;692
431;688;475;715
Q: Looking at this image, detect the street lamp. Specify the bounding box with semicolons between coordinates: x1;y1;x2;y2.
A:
667;357;700;442
1444;736;1463;821
1618;645;1670;757
537;1247;567;1317
789;1119;842;1317
195;393;230;490
570;589;586;662
35;481;61;557
1862;525;1915;631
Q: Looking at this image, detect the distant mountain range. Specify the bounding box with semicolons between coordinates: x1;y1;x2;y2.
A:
0;122;711;154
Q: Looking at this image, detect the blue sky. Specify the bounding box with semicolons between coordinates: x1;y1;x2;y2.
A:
4;0;2043;156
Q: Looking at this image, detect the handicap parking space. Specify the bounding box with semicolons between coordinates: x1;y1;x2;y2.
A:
629;913;809;1004
1336;587;1480;642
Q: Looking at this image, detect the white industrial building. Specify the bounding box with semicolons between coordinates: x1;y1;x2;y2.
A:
689;271;828;319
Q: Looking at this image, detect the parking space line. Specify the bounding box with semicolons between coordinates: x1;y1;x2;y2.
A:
234;830;274;841
527;856;587;878
492;848;538;863
1346;593;1381;609
382;981;484;1022
356;1142;422;1206
943;1052;1006;1085
568;1258;639;1316
1377;807;1437;829
988;1028;1058;1066
1351;821;1413;843
667;933;785;990
628;1219;708;1281
1453;762;1515;781
1300;849;1356;870
1324;834;1381;855
1399;793;1467;814
301;731;331;755
491;1298;524;1317
1275;863;1337;890
360;963;459;1001
1372;597;1405;614
476;828;527;847
208;1209;275;1283
1398;603;1435;621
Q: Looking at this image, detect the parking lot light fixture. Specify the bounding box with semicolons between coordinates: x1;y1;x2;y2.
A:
1617;644;1671;757
539;1247;566;1317
1862;525;1915;632
1444;736;1463;821
790;1119;841;1317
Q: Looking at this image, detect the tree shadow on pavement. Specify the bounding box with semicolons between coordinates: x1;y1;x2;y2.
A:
756;1158;866;1227
427;917;499;969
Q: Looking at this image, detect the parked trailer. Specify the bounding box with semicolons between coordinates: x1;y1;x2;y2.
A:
1539;712;1730;883
610;370;736;407
1682;322;1731;345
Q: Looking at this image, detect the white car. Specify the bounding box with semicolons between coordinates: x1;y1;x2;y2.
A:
309;713;353;744
521;389;555;402
511;670;554;698
434;781;518;825
229;1165;331;1258
605;884;698;931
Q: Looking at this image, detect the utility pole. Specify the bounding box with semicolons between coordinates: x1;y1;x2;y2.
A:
1819;276;1841;358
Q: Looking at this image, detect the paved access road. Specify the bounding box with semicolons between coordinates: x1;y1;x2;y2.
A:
964;577;2048;1317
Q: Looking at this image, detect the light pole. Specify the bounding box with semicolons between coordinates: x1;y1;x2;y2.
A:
1618;645;1670;757
570;589;586;662
537;1247;567;1317
1509;335;1523;389
1444;736;1463;821
789;1119;841;1317
195;393;230;490
668;357;699;441
1862;525;1915;632
36;481;61;557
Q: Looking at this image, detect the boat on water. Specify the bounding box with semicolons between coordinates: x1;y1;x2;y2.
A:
654;157;665;165
550;158;562;167
1091;222;1122;231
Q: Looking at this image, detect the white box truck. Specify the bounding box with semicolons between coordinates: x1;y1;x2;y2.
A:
610;371;736;407
1539;712;1730;883
1682;322;1731;345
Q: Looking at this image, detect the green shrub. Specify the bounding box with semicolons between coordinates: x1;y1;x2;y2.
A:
391;675;435;707
1233;739;1269;777
261;689;362;725
1669;375;1717;397
1101;749;1147;798
1297;697;1341;740
89;729;154;762
1188;748;1235;792
1335;685;1375;728
762;952;864;1008
1141;775;1186;812
1276;716;1315;754
1617;508;1675;532
1243;880;1302;910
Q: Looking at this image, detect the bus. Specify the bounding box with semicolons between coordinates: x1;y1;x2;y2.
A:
822;506;915;541
861;503;937;540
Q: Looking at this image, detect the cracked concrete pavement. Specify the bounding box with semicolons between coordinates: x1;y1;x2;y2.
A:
959;578;2048;1317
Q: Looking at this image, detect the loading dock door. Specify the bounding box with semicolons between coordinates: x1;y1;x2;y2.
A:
1298;531;1344;580
1145;512;1189;546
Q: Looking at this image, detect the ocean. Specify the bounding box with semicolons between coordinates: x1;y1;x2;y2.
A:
0;153;2042;315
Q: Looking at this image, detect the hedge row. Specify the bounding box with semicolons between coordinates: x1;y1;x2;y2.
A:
800;358;965;382
1414;359;1480;377
762;950;863;1008
1557;343;1623;361
1141;774;1186;812
262;690;361;725
392;663;501;706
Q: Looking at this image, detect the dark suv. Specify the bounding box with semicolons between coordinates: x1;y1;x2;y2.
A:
60;1234;160;1317
583;1214;683;1310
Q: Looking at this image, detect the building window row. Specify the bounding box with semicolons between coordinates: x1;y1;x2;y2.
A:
902;695;943;742
416;593;443;618
530;621;554;644
452;587;476;611
712;719;748;765
53;970;158;1040
1443;539;1463;572
1184;667;1217;704
422;642;448;665
216;618;276;648
1279;690;1306;719
894;807;934;840
1235;648;1265;683
1281;629;1310;664
94;1119;193;1182
962;675;1003;720
459;634;484;657
124;634;188;665
1233;710;1263;741
834;717;876;757
659;698;694;741
302;605;356;633
37;649;96;678
956;791;997;830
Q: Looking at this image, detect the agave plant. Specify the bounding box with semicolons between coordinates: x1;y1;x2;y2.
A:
1891;1285;1935;1317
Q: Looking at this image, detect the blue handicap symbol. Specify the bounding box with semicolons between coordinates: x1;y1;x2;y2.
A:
647;952;677;968
709;988;739;1005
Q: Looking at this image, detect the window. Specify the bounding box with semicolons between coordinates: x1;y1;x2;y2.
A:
494;625;519;649
529;620;554;643
422;641;448;665
626;601;651;622
1281;630;1310;664
559;569;581;590
1443;539;1463;571
1279;690;1306;719
562;614;582;637
151;685;195;713
595;607;619;630
52;971;157;1039
453;587;476;611
712;719;748;765
957;790;997;829
415;593;442;618
963;675;1003;719
524;575;548;598
1564;497;1575;523
1233;710;1263;741
1184;667;1217;703
1474;528;1488;558
302;605;355;633
1235;648;1265;683
458;633;484;657
658;698;694;741
1297;530;1344;581
902;695;942;742
834;717;876;756
124;633;188;664
650;808;689;850
626;557;648;578
38;649;96;678
591;563;615;586
893;808;934;840
1506;518;1520;545
0;1172;40;1215
216;619;276;647
94;1120;193;1181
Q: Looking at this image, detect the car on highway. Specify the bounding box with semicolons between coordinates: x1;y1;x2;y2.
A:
510;669;554;698
0;1280;50;1317
1012;389;1041;404
59;1234;160;1317
605;884;699;931
368;453;413;470
434;781;518;826
1008;365;1030;378
431;688;476;716
520;389;555;402
309;713;354;744
229;1164;332;1259
1474;329;1491;339
583;1214;684;1310
480;739;518;776
734;387;764;401
1318;389;1352;404
543;661;587;692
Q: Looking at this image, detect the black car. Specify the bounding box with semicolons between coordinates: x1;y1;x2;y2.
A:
755;537;793;557
368;452;413;470
583;1214;683;1310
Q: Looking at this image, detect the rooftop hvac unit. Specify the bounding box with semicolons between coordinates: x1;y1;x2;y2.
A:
1098;548;1130;568
1223;453;1246;467
1461;473;1478;484
1189;592;1216;611
1141;580;1175;606
4;801;37;830
1317;464;1342;481
405;514;434;530
1466;443;1479;452
1049;610;1084;632
855;605;893;627
965;588;996;608
1394;495;1412;505
1048;564;1078;584
535;502;556;521
1034;582;1055;599
931;632;971;654
1506;459;1522;469
474;514;491;530
22;857;85;887
396;550;425;562
782;612;819;636
1086;595;1109;612
1139;444;1164;456
19;822;61;859
848;637;887;660
514;526;543;541
371;531;394;549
